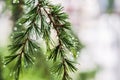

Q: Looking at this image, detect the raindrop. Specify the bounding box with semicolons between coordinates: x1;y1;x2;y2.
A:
22;31;24;33
33;57;36;60
18;23;22;25
2;58;5;63
3;65;6;68
14;27;17;31
34;48;37;51
10;73;12;76
50;72;53;74
2;60;4;64
13;0;19;3
34;0;38;6
46;18;50;23
77;52;79;54
13;71;16;74
72;37;74;40
76;54;79;57
46;58;48;61
11;36;13;39
69;52;72;55
24;64;27;68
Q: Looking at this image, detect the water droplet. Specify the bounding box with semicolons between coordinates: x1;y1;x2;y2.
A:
46;18;50;23
70;52;72;55
76;54;79;57
24;64;27;68
10;73;12;76
13;71;16;74
11;36;13;39
2;60;4;64
33;57;36;60
2;58;5;63
14;27;17;31
13;0;19;3
34;0;38;6
77;52;79;54
46;58;48;61
50;72;53;74
34;48;37;51
3;65;6;68
72;37;74;40
18;23;22;25
22;31;24;33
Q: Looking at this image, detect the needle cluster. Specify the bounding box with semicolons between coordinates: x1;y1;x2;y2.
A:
4;0;83;80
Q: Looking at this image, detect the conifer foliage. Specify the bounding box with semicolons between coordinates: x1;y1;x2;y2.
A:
4;0;83;80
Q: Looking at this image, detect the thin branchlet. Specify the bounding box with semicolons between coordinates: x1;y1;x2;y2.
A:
43;7;71;79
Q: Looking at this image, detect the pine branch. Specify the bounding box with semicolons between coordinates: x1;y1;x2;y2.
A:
43;6;74;80
42;3;82;80
4;0;83;80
